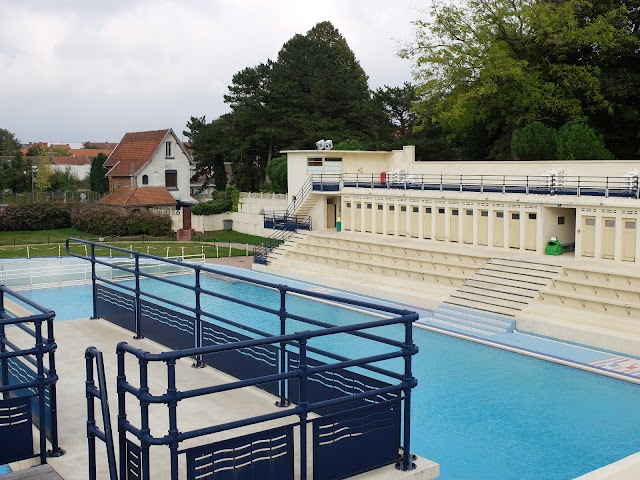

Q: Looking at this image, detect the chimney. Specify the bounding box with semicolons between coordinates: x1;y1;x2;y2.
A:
130;163;136;189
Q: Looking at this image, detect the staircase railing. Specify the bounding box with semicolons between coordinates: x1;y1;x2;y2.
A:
263;176;313;222
86;346;118;480
253;224;310;265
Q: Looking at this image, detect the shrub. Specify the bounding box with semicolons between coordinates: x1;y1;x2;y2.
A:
556;122;615;160
192;187;240;215
0;202;72;231
513;122;557;160
70;204;172;236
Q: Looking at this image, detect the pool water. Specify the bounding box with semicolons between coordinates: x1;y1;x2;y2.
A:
20;276;640;480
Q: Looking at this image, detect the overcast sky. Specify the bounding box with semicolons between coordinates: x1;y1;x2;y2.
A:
0;0;427;144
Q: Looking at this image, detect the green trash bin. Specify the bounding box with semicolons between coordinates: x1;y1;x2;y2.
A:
545;237;562;256
336;216;342;233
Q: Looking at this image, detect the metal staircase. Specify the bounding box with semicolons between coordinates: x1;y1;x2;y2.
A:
256;177;317;264
443;257;564;317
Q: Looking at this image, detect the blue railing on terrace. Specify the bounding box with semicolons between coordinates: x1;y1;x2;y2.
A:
0;284;63;466
310;173;640;198
67;238;419;480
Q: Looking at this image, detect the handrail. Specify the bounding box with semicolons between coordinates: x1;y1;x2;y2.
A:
85;346;118;480
317;172;640;198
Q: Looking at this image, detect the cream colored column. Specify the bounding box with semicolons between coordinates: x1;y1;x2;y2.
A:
394;202;400;237
614;212;623;261
350;198;356;232
382;200;388;236
432;206;437;239
458;208;464;243
574;209;583;259
536;207;545;254
487;206;494;249
503;210;510;250
418;203;424;239
444;207;451;242
472;208;479;245
372;202;378;235
594;211;603;258
519;208;526;251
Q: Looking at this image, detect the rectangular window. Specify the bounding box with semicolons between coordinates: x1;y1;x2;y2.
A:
605;219;616;228
558;216;565;225
357;203;362;209
452;209;459;216
585;218;595;226
466;209;473;216
529;213;537;220
307;158;323;167
413;207;419;213
346;202;351;208
389;205;395;211
496;212;504;218
512;213;520;220
165;170;177;189
625;221;636;230
425;207;432;214
377;205;383;210
481;210;488;217
366;203;372;209
401;206;407;212
165;141;172;158
439;208;445;214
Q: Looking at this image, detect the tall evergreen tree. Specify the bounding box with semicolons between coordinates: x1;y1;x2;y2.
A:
89;153;109;194
0;128;21;156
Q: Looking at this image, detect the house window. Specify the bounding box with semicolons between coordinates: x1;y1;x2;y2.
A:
142;175;149;185
165;141;173;158
165;170;178;190
558;216;565;225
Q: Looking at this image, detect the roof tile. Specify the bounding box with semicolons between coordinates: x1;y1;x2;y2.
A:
105;129;170;175
99;186;176;207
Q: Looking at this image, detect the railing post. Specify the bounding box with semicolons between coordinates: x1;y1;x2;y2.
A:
117;349;127;480
298;337;309;480
86;353;97;480
47;317;62;457
525;176;529;195
193;268;204;368
91;244;98;319
35;319;47;464
167;359;179;480
397;317;417;472
139;358;151;480
134;255;143;339
440;174;443;191
459;174;463;192
276;287;290;407
605;177;609;197
0;321;7;401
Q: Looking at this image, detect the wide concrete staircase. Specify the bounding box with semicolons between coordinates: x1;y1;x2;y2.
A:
444;258;564;317
292;192;319;222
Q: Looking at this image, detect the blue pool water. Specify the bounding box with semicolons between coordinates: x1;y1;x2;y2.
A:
19;276;640;480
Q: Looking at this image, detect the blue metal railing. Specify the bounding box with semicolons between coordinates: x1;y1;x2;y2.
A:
0;284;62;465
67;238;419;480
85;347;117;480
318;173;640;199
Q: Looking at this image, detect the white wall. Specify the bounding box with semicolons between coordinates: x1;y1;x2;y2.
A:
137;131;193;203
192;211;272;237
51;164;90;180
239;193;288;214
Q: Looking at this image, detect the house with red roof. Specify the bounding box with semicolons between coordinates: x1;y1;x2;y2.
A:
100;129;196;209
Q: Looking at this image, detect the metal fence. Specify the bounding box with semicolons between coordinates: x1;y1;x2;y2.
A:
0;285;62;465
69;238;419;480
311;173;640;199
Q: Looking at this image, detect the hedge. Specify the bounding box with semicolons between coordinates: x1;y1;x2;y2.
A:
0;202;172;236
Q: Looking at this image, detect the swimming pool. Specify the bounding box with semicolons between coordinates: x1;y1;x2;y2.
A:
19;275;640;479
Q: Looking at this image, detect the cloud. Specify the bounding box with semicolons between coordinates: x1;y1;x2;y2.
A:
0;0;425;142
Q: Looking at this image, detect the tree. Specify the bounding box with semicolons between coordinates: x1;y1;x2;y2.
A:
264;156;287;193
50;167;81;191
373;83;418;138
556;122;615;160
0;128;21;156
403;0;639;159
89;153;109;193
184;116;229;192
82;141;99;149
27;144;48;157
513;122;558;160
34;156;51;192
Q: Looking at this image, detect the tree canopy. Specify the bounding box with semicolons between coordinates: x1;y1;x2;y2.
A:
403;0;640;159
187;21;413;191
0;128;21;156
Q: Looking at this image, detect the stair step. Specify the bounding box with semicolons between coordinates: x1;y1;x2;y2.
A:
479;267;555;282
437;305;516;329
465;277;540;298
474;271;548;286
433;311;509;333
449;291;527;309
443;298;517;317
488;259;563;274
418;318;499;336
460;284;535;300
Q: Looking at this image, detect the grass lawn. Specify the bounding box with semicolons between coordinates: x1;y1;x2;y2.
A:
0;228;274;259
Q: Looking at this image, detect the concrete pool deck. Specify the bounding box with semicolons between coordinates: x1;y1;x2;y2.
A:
3;314;439;480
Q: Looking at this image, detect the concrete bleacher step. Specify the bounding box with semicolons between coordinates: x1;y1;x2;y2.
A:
464;279;538;297
450;290;528;311
443;297;519;317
